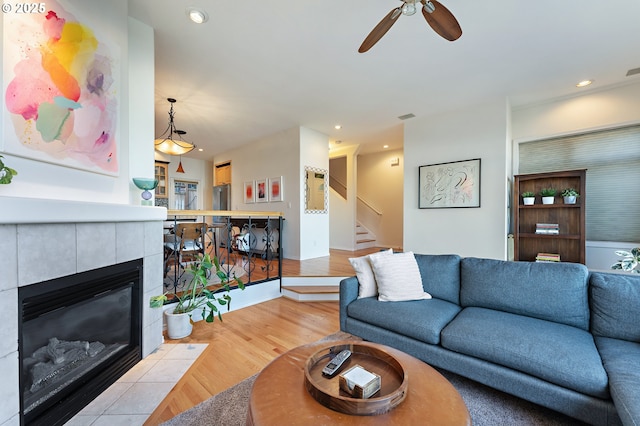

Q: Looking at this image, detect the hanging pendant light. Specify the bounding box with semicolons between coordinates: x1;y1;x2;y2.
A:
154;98;196;156
176;158;185;173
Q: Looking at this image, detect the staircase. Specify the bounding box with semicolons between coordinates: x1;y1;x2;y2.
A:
356;222;376;250
281;276;347;302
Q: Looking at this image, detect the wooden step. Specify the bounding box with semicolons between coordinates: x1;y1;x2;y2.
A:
357;238;375;244
281;285;339;302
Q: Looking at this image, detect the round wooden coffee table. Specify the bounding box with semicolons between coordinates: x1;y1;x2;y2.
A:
246;340;471;425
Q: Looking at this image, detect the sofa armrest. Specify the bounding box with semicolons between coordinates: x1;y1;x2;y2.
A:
340;276;359;331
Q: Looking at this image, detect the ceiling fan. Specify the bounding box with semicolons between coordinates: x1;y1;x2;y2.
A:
359;0;462;53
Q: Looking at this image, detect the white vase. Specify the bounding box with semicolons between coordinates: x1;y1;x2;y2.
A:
523;197;535;205
165;310;193;339
563;196;576;204
542;196;555;205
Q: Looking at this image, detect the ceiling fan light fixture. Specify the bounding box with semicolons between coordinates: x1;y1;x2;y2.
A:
422;1;436;14
186;7;209;24
402;0;418;16
154;98;196;156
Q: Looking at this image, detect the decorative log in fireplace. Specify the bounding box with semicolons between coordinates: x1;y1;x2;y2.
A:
18;259;143;426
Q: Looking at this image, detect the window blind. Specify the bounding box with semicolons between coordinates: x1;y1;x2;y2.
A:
519;125;640;242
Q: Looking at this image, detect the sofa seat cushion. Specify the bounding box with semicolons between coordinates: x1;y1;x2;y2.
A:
590;272;640;342
596;336;640;426
347;297;461;345
460;258;590;330
441;307;609;399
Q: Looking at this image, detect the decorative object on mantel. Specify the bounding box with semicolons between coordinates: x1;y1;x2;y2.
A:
150;253;244;339
521;191;535;205
561;188;579;204
0;155;18;184
611;248;640;273
154;98;196;156
539;188;556;204
132;177;158;206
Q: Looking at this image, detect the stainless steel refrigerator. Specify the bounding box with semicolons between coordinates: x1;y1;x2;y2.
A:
212;184;230;222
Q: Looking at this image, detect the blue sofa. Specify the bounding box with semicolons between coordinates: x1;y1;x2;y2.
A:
339;255;640;425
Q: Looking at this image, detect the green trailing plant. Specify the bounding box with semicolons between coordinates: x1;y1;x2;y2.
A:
521;191;535;198
150;253;245;323
611;248;640;273
539;188;556;197
0;155;18;184
561;188;580;197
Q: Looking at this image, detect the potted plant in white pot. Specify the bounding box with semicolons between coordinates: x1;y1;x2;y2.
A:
150;253;245;339
561;188;579;204
521;191;535;205
539;188;556;205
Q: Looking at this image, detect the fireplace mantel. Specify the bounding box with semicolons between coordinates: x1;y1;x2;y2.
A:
0;196;166;224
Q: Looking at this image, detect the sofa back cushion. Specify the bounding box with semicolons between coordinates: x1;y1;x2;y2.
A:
460;258;590;330
590;272;640;342
414;254;461;305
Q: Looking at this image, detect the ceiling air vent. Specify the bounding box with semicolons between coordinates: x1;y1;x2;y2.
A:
398;113;415;120
626;67;640;77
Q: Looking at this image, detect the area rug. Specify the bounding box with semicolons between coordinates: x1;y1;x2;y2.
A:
161;331;586;426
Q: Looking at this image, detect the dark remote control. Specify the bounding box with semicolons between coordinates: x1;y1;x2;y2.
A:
322;349;351;377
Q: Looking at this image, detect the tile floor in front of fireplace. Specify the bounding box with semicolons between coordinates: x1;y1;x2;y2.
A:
65;343;207;426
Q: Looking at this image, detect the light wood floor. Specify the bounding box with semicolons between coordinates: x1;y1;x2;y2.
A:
144;247;382;425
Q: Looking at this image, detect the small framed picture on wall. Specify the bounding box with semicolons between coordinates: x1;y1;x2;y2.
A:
256;178;268;203
269;176;283;202
244;181;255;204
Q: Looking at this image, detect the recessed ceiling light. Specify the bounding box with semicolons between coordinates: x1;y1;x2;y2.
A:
198;148;204;152
334;125;342;130
383;145;389;149
576;80;593;88
186;7;209;24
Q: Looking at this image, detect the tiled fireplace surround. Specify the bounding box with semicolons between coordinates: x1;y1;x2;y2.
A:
0;198;165;425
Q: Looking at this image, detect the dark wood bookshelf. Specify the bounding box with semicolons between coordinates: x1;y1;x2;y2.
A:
513;169;586;264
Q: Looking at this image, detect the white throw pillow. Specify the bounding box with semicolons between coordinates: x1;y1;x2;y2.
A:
349;249;393;298
369;251;432;302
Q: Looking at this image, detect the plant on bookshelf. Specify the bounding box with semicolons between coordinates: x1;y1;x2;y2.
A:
561;188;580;204
539;188;556;205
521;191;535;205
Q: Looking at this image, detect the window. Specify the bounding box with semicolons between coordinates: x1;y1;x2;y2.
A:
518;125;640;243
174;180;198;210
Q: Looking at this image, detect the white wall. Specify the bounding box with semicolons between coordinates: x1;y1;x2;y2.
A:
329;145;359;251
404;99;510;260
357;148;404;250
299;127;330;260
128;17;155;205
213;127;300;258
0;0;152;206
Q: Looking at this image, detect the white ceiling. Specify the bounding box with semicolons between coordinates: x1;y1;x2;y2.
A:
127;0;640;160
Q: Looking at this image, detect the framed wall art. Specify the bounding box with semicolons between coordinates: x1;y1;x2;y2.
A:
255;178;268;203
2;0;120;176
244;181;255;204
419;158;481;209
269;176;283;202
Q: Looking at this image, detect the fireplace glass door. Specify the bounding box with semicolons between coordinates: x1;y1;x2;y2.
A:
19;259;142;426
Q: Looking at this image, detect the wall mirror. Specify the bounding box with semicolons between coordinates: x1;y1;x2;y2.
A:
304;166;328;214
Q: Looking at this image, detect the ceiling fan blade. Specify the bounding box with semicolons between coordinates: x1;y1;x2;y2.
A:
359;7;402;53
421;0;462;41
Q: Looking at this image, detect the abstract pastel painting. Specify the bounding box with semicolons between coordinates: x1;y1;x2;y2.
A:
419;158;481;208
3;0;119;175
